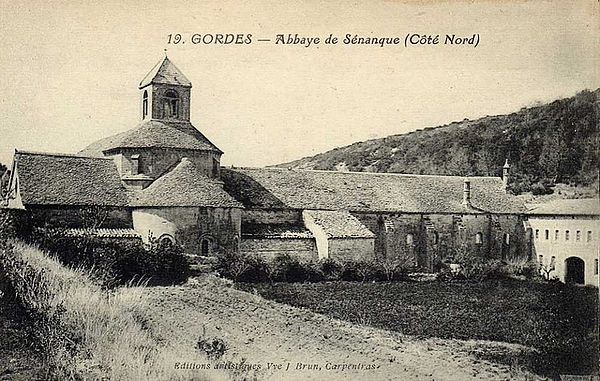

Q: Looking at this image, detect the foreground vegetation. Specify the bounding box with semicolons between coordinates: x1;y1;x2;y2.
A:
239;279;599;378
0;239;227;380
0;286;48;380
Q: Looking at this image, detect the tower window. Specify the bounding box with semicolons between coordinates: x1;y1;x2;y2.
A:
142;90;148;119
475;232;483;244
212;158;219;177
164;90;180;118
406;233;414;245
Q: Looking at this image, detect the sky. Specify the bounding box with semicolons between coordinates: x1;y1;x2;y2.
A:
0;0;598;168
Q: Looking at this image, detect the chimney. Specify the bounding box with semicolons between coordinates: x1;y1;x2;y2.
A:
502;159;510;191
463;179;471;207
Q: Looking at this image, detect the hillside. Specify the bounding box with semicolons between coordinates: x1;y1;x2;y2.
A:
277;89;599;195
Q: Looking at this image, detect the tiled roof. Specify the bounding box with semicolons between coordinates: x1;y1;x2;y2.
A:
139;56;192;88
130;158;243;208
241;223;313;239
222;168;526;214
14;151;129;206
79;120;222;156
527;199;600;216
62;228;141;238
303;210;375;238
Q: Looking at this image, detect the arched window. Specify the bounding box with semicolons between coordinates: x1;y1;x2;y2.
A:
475;232;483;244
142;90;148;119
504;233;510;245
554;230;559;240
384;220;394;233
200;237;213;256
406;233;414;245
433;231;439;245
158;234;175;248
164;90;179;118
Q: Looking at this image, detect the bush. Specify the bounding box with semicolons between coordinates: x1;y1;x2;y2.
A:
28;230;190;287
196;326;228;360
531;182;554;196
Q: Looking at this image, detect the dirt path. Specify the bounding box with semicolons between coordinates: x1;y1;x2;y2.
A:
134;276;545;381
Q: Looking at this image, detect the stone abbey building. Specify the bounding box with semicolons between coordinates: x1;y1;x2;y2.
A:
1;56;532;272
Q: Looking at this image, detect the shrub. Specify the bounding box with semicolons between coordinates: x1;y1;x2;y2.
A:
29;230;190;287
340;260;380;282
320;258;343;281
531;182;554;196
196;326;228;360
215;250;254;282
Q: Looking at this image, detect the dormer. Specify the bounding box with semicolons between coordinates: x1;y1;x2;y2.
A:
138;55;192;122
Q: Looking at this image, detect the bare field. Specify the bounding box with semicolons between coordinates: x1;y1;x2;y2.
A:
132;276;546;381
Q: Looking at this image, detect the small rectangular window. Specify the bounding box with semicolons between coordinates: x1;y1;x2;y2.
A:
554;230;559;240
535;229;539;239
595;259;599;275
576;230;581;241
565;230;570;241
545;229;549;240
538;254;543;264
587;231;593;242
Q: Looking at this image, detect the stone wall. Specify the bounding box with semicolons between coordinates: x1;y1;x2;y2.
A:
29;207;132;229
354;211;528;272
112;148;221;180
242;209;301;225
328;238;375;262
240;237;317;262
132;207;241;255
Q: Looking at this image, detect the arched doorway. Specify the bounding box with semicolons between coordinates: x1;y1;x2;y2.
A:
200;237;213;256
565;257;585;285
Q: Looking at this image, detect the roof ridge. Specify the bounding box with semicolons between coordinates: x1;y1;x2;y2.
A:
16;149;112;160
233;167;502;180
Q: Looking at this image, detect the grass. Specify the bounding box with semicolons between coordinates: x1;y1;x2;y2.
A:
0;287;49;380
238;279;599;378
1;240;231;381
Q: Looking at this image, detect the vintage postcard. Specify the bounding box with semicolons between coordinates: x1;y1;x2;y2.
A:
0;1;598;380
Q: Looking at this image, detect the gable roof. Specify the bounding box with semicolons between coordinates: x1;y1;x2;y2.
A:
139;56;192;89
78;120;222;156
13;151;129;207
129;158;242;208
527;199;600;216
303;210;375;239
221;168;526;214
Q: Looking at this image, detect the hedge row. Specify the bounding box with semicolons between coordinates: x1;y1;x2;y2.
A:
216;252;541;283
29;229;190;288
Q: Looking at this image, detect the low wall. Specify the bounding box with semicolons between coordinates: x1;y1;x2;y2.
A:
240;237;318;262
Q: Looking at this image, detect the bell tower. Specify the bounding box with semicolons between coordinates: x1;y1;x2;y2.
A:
138;54;192;122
